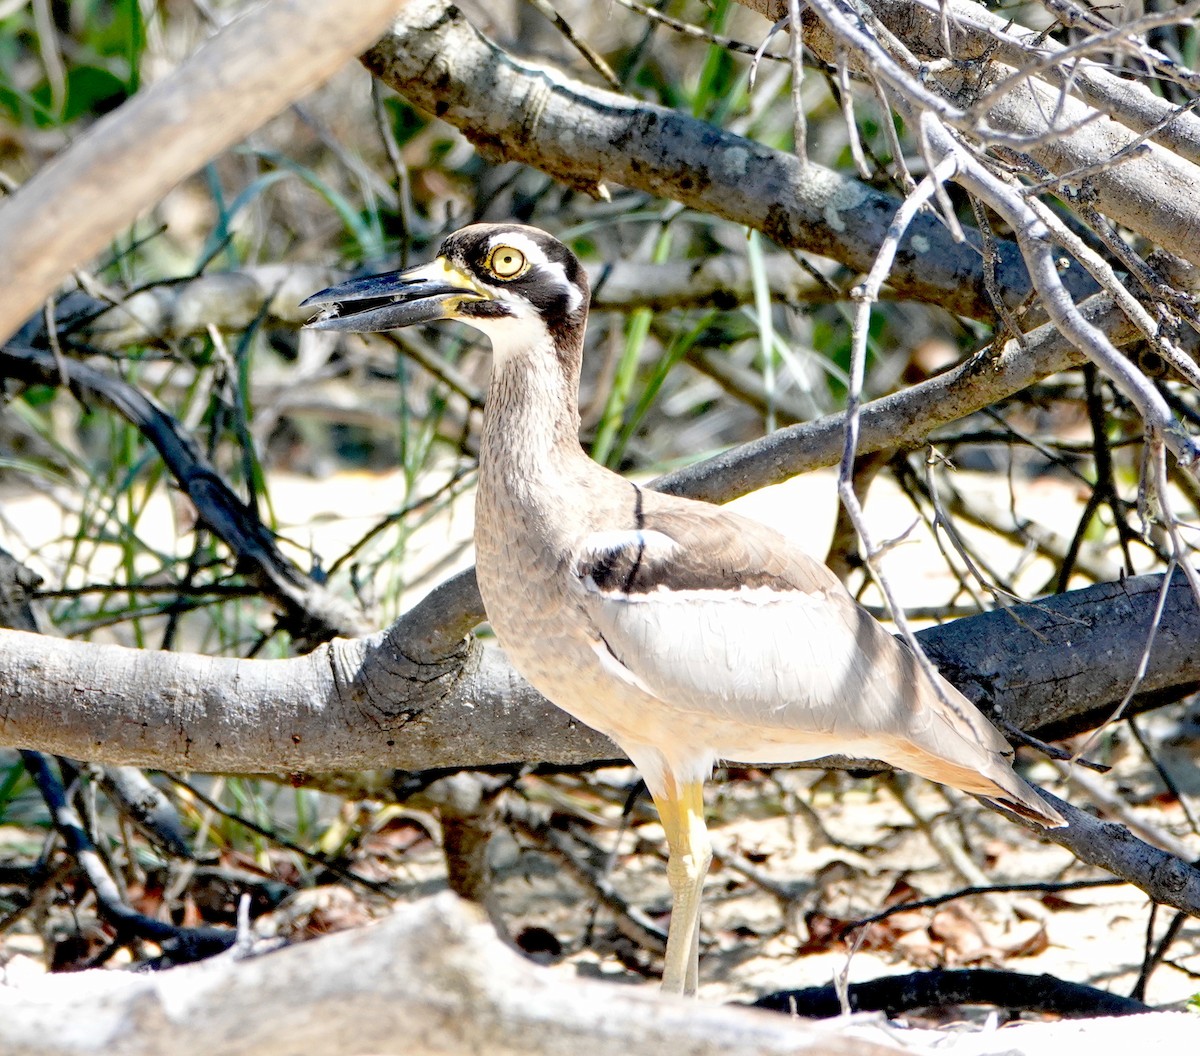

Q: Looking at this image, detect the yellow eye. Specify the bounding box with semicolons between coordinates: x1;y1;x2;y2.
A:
488;245;527;279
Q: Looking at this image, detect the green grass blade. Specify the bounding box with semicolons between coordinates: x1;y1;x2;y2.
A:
592;227;674;466
746;228;777;432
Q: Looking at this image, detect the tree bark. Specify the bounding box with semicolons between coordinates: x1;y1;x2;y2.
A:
0;893;907;1056
361;0;1096;322
794;0;1200;264
0;571;1194;773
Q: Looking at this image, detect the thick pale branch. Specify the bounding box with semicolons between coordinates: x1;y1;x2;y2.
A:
847;0;1200;167
0;572;1194;773
0;893;905;1056
782;0;1200;260
0;0;408;346
796;0;1200;263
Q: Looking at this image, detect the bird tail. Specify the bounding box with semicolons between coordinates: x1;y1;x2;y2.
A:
982;787;1066;829
883;737;1067;829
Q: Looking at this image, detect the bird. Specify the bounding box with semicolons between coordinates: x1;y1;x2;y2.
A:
302;223;1066;995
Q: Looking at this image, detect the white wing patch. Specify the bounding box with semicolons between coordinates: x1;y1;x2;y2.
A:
569;524;936;744
576;576;881;737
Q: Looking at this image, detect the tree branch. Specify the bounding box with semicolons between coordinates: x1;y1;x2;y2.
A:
19;752;233;962
0;0;408;346
794;0;1200;264
0;343;368;644
655;294;1135;502
362;0;1097;322
753;967;1151;1017
835;0;1200;167
0;572;1194;773
0;893;908;1056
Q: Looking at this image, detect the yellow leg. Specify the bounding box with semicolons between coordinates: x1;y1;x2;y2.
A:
651;779;711;996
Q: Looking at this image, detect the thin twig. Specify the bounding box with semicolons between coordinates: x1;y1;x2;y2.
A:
844;876;1123;934
838;152;981;745
788;0;808;164
166;775;395;896
1069;562;1177;764
521;0;620;90
613;0;788;62
21;752;234;962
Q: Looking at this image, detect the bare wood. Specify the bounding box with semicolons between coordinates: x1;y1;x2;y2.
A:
0;893;905;1056
0;616;615;774
1026;791;1200;915
920;572;1200;741
0;0;409;346
0;572;1193;774
356;0;1200;504
805;0;1200;168
3;564;1200;918
65;265;341;348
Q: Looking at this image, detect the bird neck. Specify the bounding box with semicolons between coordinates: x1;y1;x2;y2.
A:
479;329;591;497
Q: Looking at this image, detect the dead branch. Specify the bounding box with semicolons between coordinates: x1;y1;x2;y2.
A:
1;892;1189;1054
0;0;408;346
0;571;1194;774
0;343;368;644
655;294;1129;503
797;0;1200;264
753;967;1151;1017
361;0;1098;322
0;893;908;1056
19;752;233;964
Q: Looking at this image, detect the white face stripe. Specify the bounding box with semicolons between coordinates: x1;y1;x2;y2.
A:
486;231;550;269
486;231;584;315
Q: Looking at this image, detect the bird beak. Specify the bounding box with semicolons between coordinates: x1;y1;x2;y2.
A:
300;257;487;333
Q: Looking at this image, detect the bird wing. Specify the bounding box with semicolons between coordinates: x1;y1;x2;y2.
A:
569;492;1063;827
570;498;1013;756
572;503;902;737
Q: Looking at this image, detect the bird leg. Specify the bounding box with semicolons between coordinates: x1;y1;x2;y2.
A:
651;779;711;995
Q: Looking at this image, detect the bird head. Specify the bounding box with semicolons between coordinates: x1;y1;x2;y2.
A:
301;223;589;352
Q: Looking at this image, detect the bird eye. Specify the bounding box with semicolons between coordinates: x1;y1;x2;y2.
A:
487;246;527;279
